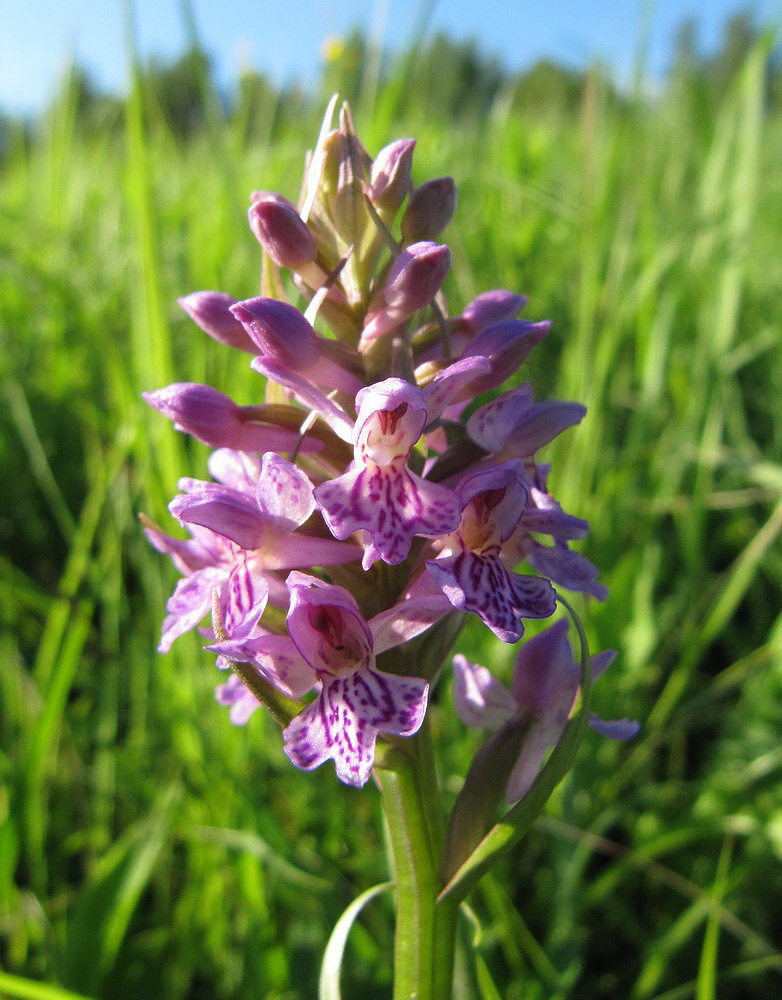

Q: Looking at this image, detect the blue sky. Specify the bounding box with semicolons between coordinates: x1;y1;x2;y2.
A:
1;0;779;115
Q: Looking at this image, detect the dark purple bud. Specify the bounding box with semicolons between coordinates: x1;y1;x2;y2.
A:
460;290;528;336
248;195;317;269
230;297;319;368
460;320;550;393
178;291;257;353
401;177;457;243
142;382;307;453
362;242;451;343
143;383;248;447
369;138;416;214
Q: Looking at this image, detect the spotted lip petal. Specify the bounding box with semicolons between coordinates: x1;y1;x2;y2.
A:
426;461;555;640
283;668;429;788
315;378;461;568
316;459;461;570
160;566;227;652
427;551;556;642
277;573;433;786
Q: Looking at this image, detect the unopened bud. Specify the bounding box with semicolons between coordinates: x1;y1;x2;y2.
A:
369;138;416;215
143;383;251;448
361;242;451;344
231;297;319;368
460;319;551;393
233;297;364;395
178;291;257;353
401;177;457;243
248;195;317;269
460;290;527;336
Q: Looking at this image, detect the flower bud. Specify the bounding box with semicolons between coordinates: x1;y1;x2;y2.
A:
232;297;363;394
231;297;319;367
333;107;372;252
459;319;551;393
178;291;257;353
142;383;253;448
142;382;318;454
460;290;527;336
248;195;318;269
401;177;457;244
369;138;416;215
361;242;451;344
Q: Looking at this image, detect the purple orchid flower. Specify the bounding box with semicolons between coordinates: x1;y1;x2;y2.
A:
170;452;360;569
210;572;450;787
426;461;556;642
453;618;640;802
146;452;359;652
314;378;461;569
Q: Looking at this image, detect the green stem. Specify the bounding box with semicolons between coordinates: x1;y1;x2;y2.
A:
378;714;456;1000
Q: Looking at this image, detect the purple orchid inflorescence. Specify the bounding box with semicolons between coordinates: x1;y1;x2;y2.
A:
142;99;633;793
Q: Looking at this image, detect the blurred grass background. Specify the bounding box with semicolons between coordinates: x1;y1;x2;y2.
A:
1;6;781;999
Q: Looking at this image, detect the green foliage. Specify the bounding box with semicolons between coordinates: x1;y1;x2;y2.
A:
1;14;781;1000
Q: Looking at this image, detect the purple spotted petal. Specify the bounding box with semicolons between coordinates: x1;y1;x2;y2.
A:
283;668;429;787
426;551;556;642
255;453;315;532
467;385;586;457
222;557;269;639
466;384;533;452
315;462;460;569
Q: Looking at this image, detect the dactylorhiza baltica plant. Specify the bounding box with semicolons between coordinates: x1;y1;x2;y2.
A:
142;97;638;1000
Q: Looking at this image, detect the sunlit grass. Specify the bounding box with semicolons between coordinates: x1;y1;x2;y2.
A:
1;29;781;1000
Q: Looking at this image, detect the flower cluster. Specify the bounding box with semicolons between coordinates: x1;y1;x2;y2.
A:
143;99;630;794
